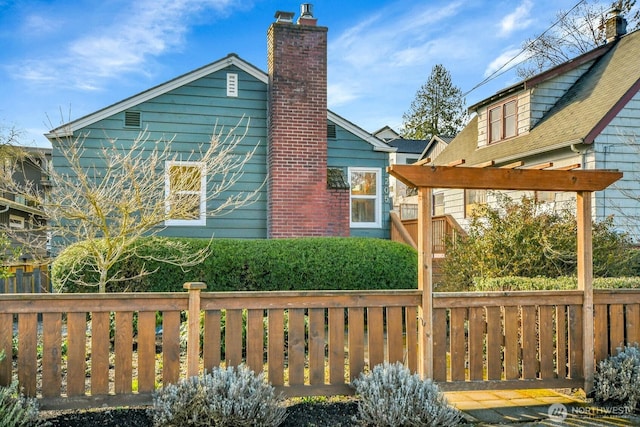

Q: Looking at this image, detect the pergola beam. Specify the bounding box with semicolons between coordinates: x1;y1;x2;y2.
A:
388;165;622;192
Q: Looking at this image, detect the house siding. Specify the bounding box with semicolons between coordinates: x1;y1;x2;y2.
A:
529;61;595;126
593;91;640;238
328;124;391;239
52;65;270;239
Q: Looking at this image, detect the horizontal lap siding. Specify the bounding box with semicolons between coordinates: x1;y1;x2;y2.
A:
594;92;640;231
52;66;268;240
328;125;390;239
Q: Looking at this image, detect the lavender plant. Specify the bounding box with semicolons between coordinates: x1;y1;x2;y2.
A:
352;361;461;426
150;364;287;426
594;343;640;411
0;352;43;427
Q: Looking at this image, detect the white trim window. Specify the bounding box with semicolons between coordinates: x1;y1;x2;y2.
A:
9;215;25;229
165;161;207;226
348;167;382;228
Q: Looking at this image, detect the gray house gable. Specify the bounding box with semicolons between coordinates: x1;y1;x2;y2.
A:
46;51;393;239
431;26;640;238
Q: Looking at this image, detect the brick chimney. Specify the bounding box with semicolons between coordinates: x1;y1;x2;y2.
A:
267;4;337;238
605;7;627;43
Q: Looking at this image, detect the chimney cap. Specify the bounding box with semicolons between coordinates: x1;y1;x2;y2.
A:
605;7;627;43
274;10;295;23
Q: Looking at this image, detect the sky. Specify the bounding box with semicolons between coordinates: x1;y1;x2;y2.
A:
0;0;591;148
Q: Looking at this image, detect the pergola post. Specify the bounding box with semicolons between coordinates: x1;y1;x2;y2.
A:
576;191;594;393
417;187;433;379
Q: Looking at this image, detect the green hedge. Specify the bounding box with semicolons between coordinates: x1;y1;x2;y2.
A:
472;276;640;292
52;237;418;293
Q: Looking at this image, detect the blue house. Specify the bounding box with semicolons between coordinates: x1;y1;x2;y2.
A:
46;7;394;240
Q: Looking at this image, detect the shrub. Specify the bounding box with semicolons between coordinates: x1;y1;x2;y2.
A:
471;276;640;292
442;195;635;291
352;362;461;426
150;364;287;426
53;237;417;293
594;343;640;411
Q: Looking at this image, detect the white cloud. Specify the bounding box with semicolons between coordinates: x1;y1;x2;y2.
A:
9;0;240;90
483;47;530;78
499;0;534;36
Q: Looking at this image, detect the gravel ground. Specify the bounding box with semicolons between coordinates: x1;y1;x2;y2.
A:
40;398;361;427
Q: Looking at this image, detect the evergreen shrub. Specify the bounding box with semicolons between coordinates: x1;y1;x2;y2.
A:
53;237;417;293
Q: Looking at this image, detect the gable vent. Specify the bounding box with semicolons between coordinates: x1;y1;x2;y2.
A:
327;123;336;139
227;73;238;97
124;111;141;128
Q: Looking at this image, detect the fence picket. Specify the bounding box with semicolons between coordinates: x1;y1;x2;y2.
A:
162;311;181;385
468;307;484;380
204;310;221;371
66;312;86;397
450;307;466;381
432;308;447;381
521;306;537;379
0;313;12;387
367;307;384;369
225;309;243;367
308;308;325;385
137;311;156;393
91;312;110;395
287;308;305;385
386;307;403;365
18;313;38;397
626;304;640;346
348;307;365;381
538;306;555;379
42;313;62;398
328;308;345;385
609;304;625;353
246;309;265;375
268;309;285;386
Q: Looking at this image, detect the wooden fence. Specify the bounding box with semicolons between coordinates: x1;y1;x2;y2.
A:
1;286;638;409
0;266;50;293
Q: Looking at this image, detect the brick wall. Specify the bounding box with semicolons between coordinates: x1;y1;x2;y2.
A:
267;16;335;238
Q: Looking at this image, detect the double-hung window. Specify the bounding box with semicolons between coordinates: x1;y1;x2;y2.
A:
165;161;206;226
348;167;381;228
488;99;517;143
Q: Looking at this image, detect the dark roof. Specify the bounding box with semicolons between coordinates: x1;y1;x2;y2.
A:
386;138;429;154
435;29;640;166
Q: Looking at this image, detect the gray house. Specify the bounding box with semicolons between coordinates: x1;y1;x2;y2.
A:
46;7;394;240
431;13;640;239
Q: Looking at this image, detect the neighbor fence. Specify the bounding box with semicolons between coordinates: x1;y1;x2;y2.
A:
0;286;638;409
0;265;50;293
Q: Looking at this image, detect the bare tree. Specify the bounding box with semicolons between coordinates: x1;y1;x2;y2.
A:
517;0;640;79
3;117;262;292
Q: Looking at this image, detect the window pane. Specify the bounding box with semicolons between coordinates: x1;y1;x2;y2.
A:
351;199;376;223
169;193;201;220
170;165;201;192
504;100;517;138
489;107;501;142
350;172;377;196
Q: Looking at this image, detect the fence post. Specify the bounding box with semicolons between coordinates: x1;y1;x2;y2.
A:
184;282;206;378
577;191;594;393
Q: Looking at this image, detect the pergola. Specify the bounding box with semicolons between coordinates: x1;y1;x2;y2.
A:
387;164;623;391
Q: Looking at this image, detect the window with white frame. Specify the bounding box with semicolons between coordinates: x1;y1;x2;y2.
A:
488;98;517;143
165;161;206;226
348;167;381;228
9;215;24;229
